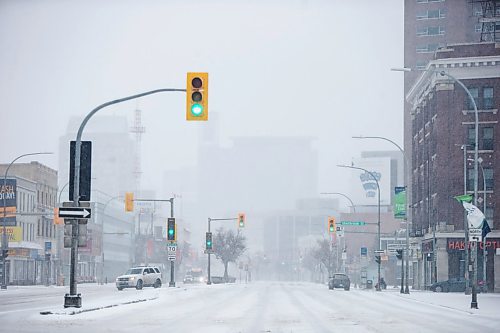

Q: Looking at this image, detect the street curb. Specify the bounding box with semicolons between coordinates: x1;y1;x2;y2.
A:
39;295;159;316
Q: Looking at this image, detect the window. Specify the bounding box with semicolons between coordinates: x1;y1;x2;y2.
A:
483;127;493;150
484;168;494;191
483;87;494;109
417;27;428;36
416;44;440;53
467;169;475;191
468;127;476;148
416;61;428;70
465;87;479;110
475;24;483;33
428;26;445;35
417;26;443;36
416;45;428;53
485;207;494;221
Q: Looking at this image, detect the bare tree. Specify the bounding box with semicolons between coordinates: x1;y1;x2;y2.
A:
213;228;246;280
312;239;338;278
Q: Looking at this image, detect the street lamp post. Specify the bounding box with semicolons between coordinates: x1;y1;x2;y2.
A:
392;66;480;309
99;195;123;284
2;152;53;289
469;157;488;289
352;136;411;294
320;192;356;213
320;192;355;275
337;164;382;291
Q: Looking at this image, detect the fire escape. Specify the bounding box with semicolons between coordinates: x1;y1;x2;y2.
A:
472;0;500;42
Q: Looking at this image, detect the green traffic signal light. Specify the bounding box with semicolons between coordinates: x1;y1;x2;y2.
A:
168;229;174;236
191;103;203;116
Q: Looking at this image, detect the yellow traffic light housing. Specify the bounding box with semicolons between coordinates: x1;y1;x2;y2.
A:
125;192;134;212
328;216;336;233
53;208;63;225
186;72;208;121
238;213;245;228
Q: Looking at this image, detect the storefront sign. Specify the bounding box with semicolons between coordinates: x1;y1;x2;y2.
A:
0;179;17;226
447;238;500;252
0;227;22;242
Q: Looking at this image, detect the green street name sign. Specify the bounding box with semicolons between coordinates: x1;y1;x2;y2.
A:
339;221;366;226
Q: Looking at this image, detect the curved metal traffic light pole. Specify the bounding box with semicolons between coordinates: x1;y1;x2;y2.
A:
320;192;356;213
337;164;382;291
2;152;53;289
66;88;185;307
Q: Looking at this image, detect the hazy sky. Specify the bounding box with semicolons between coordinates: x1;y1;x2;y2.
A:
0;0;404;204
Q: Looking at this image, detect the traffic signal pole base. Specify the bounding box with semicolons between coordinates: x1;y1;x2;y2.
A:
404;286;410;294
64;294;82;308
169;282;176;287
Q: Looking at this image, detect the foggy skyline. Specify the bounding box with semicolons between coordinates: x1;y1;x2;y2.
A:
0;0;404;209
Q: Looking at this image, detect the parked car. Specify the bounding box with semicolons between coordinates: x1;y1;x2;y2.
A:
115;266;162;290
430;278;486;293
328;273;350;291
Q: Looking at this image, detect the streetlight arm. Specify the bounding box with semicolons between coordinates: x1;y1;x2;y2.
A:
320;192;356;213
72;88;186;204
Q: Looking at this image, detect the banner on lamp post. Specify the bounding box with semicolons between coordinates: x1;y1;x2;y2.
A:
394;186;406;219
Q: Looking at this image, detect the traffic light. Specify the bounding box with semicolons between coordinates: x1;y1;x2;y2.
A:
396;249;403;260
238;213;245;228
206;232;213;251
328;216;336;233
186;72;208;121
375;256;381;264
53;208;63;225
125;192;134;212
167;218;176;241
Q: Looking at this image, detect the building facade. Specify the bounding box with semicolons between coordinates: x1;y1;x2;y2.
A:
0;162;58;285
406;42;500;291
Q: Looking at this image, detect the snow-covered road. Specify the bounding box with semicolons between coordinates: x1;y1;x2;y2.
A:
1;282;498;332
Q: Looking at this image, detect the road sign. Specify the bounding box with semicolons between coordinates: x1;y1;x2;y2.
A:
167;245;177;253
374;250;385;254
340;221;366;226
360;247;367;256
58;207;91;219
469;228;482;242
69;141;92;202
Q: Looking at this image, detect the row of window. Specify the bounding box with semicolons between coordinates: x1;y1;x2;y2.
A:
416;0;445;3
467;168;494;191
416;43;442;53
416;9;446;20
37;218;56;239
467;127;494;150
466;86;495;110
417;26;445;37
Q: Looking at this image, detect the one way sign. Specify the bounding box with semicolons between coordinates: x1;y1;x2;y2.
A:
58;207;92;219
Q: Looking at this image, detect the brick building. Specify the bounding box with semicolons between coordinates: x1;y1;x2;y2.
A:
406;42;500;291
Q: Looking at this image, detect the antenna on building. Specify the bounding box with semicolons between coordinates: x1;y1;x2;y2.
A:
130;107;146;194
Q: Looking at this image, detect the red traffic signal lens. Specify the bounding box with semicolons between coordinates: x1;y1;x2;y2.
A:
192;91;202;102
192;77;202;89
